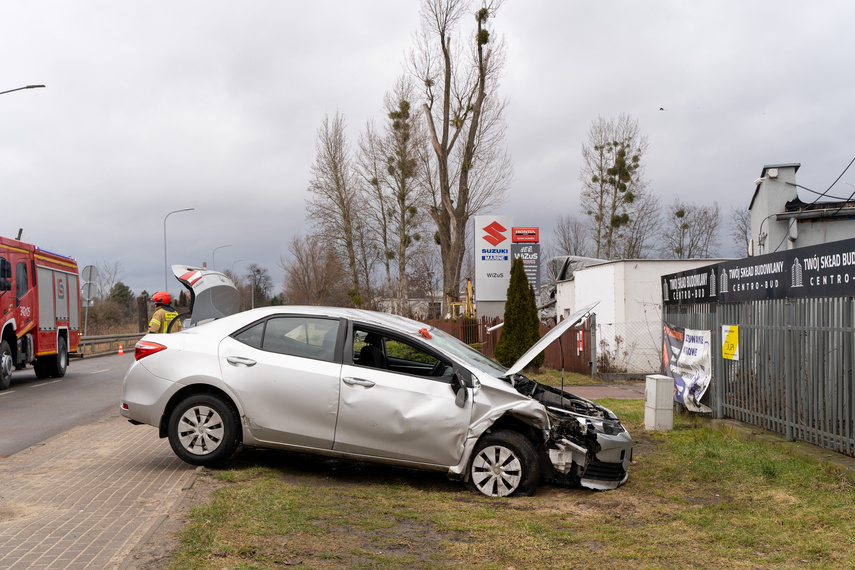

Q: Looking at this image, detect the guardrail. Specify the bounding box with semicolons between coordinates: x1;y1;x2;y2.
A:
75;333;144;357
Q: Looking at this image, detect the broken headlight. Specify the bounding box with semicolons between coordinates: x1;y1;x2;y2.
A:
579;416;625;436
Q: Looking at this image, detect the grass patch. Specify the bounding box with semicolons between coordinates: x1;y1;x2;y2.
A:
167;400;855;569
528;367;601;387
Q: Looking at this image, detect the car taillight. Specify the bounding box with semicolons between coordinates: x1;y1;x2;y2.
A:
135;340;167;360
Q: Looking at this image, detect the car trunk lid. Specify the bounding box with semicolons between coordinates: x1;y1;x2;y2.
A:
171;264;241;327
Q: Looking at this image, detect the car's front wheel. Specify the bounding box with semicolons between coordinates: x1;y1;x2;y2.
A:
467;430;540;497
167;394;240;466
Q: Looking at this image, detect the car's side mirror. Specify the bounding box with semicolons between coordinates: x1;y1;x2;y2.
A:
451;373;468;408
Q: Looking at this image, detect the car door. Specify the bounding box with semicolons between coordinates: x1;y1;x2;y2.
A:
333;327;472;466
219;315;344;449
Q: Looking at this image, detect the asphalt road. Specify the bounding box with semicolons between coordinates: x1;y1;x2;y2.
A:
0;352;134;457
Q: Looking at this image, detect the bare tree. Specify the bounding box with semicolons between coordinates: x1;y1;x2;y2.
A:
407;241;443;319
661;201;721;259
95;260;124;300
279;235;351;306
245;263;273;308
357;78;428;315
612;192;661;259
579;114;649;260
410;0;512;314
729;205;751;257
307;111;363;306
549;213;591;258
357;119;395;303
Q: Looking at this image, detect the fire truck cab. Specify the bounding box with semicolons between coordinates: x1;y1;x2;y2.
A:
0;236;82;390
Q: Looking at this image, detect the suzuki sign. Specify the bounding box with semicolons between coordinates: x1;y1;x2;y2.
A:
474;215;512;301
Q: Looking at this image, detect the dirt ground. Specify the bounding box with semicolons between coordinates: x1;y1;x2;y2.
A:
121;428;659;569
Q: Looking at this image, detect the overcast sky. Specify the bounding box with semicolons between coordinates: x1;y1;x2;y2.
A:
2;1;854;298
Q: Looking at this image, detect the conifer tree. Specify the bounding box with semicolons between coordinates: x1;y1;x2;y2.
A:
494;258;543;369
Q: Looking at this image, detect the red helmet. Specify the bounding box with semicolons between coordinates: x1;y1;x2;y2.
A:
152;291;171;305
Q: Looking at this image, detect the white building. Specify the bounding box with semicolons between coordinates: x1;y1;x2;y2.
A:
750;163;855;255
554;258;724;374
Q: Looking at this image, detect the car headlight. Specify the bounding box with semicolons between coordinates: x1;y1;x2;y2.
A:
576;416;624;435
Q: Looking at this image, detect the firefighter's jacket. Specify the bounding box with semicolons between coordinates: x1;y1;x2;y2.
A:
148;304;183;333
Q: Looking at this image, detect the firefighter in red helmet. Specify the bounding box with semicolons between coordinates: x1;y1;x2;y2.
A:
148;291;182;333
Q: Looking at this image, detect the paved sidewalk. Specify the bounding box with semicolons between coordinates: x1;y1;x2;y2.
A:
565;383;645;400
0;412;196;570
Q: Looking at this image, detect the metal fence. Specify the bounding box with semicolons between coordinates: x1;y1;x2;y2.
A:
664;297;855;457
75;333;144;356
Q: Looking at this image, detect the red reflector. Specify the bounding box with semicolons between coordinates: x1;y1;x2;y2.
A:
121;402;129;410
135;340;167;360
180;270;203;285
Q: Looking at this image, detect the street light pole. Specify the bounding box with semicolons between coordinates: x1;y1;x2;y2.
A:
163;208;194;291
251;269;262;310
211;244;232;271
0;84;45;96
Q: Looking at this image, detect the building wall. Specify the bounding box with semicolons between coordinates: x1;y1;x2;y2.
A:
556;259;725;374
750;165;799;256
749;163;855;254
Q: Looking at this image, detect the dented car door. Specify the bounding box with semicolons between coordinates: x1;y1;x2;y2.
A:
333;330;471;466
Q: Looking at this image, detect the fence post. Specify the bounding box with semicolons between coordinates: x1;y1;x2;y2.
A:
590;313;597;378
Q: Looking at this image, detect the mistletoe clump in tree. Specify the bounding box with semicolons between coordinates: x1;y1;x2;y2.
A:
494;257;543;370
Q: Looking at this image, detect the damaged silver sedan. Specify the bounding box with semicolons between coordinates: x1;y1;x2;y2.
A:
120;296;631;497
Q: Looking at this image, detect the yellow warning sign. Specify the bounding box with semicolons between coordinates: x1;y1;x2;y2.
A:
722;325;739;360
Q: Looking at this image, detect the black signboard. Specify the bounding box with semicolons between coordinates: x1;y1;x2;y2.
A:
511;243;540;291
663;237;855;305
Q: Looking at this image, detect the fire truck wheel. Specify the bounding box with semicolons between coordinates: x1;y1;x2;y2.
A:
0;340;13;390
34;359;50;379
52;337;68;378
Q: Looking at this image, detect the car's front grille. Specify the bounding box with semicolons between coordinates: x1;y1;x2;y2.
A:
582;460;626;481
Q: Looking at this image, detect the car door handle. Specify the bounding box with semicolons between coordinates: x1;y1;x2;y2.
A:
227;356;257;367
343;377;375;388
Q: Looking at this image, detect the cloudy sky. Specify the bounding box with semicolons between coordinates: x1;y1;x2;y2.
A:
2;1;854;298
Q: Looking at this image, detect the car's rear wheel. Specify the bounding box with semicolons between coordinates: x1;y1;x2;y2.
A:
167;394;240;466
467;430;540;497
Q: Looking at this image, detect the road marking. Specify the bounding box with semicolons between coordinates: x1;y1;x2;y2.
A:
0;390;14;397
30;380;63;388
90;369;109;374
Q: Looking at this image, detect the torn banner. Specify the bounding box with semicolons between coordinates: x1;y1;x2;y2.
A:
662;323;712;413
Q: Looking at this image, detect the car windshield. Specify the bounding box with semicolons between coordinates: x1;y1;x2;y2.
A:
426;327;508;377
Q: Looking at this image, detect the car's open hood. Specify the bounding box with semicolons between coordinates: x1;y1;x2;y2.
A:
171;265;241;327
504;301;599;376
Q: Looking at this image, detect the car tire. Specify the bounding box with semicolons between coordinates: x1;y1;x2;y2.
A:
467;430;540;497
167;393;240;466
0;340;12;390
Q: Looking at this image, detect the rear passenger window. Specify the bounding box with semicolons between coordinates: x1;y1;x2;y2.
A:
233;322;264;349
234;317;339;362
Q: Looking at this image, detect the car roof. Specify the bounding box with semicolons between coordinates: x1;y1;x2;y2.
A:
188;305;431;337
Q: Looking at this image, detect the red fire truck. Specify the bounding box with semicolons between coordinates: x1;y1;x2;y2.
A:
0;235;82;390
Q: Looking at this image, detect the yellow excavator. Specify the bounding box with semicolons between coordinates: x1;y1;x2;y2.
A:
449;277;475;318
